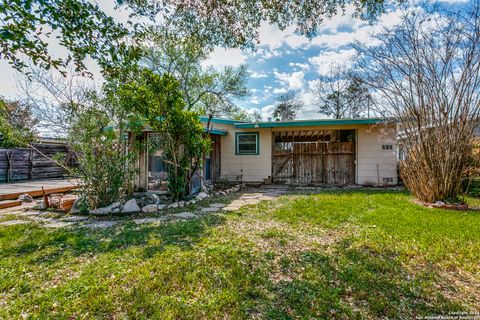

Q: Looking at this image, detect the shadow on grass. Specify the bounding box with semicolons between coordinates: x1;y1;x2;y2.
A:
0;214;227;266
262;239;463;319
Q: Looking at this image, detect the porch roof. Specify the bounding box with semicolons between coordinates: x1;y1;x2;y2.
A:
204;128;228;135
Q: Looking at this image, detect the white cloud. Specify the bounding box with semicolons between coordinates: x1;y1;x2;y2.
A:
273;88;288;94
261;104;275;119
202;47;247;68
274;70;305;90
250;71;268;78
288;62;310;71
308;49;356;76
249;96;262;104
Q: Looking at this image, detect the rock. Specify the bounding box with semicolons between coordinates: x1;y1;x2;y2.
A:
70;197;87;214
434;201;445;206
196;192;208;201
18;194;34;203
121;199;140;214
61;215;89;222
201;207;219;212
147;194;160;204
173;212;197;219
84;221;118;229
134;217;168;224
142;204;158;213
178;201;185;207
168;202;179;208
35;200;46;210
209;203;226;208
219;191;227;196
44;221;74;228
90;202;121;215
157;204;166;210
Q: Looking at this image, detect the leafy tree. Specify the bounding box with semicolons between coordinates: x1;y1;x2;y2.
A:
272;91;303;120
113;68;209;200
0;0;131;76
124;0;401;49
0;97;37;148
2;0;400;75
142;32;249;131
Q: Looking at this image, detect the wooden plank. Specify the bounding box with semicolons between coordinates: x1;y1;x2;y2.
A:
0;200;22;209
0;186;77;201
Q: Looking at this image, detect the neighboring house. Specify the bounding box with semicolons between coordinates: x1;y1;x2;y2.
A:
133;117;398;192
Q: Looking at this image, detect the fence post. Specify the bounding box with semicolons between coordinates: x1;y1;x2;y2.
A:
28;149;33;180
5;151;12;183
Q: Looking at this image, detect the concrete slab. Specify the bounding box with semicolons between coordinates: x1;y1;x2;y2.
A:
83;221;118;229
201;207;220;212
61;215;89;222
0;219;30;226
44;221;75;228
209;203;227;208
133;217;168;224
173;212;197;219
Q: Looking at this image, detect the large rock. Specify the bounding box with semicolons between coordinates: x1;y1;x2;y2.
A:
196;192;208;201
90;202;121;215
18;194;34;203
70;197;87;214
142;204;158;213
121;199;140;214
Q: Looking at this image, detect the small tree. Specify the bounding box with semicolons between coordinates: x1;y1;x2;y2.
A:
355;4;480;202
115;68;209;200
0;97;37;148
272;91;304;120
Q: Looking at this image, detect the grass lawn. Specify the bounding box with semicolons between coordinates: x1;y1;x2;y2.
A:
1;189;479;319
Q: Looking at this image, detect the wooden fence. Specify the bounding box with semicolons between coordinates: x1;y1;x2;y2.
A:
0;143;73;183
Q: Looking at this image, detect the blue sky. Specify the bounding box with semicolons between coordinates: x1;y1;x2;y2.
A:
0;0;471;122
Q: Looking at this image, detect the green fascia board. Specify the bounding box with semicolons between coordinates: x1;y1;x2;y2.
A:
199;116;247;125
234;118;387;128
204;128;228;135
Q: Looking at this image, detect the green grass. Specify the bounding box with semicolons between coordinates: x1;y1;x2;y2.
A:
1;189;479;319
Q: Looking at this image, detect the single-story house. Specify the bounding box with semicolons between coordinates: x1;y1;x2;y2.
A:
133;117;398;192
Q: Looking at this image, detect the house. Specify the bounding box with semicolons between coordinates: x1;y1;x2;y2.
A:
134;117;398;192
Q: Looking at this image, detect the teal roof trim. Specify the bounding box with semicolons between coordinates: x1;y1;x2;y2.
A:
204;128;228;136
199;116;247;125
234;118;386;128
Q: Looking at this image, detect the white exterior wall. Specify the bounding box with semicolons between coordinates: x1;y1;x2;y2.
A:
206;122;398;185
356;125;398;185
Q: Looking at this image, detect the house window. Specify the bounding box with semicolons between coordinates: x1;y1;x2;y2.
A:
236;132;259;155
382;144;393;150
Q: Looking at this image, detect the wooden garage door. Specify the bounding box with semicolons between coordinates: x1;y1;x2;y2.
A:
272;130;355;185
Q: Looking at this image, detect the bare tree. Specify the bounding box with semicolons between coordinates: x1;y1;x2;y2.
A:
17;67;96;136
272;91;304;120
312;66;367;119
355;4;480;202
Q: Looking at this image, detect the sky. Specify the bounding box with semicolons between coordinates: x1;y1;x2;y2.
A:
0;0;472;123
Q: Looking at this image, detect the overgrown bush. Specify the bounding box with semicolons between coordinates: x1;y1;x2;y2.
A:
68;105;139;209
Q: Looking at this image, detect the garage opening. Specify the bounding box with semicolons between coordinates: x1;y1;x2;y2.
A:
272;129;355;185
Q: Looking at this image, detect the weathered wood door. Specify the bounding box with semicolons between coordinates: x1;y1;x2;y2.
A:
272;133;355;185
